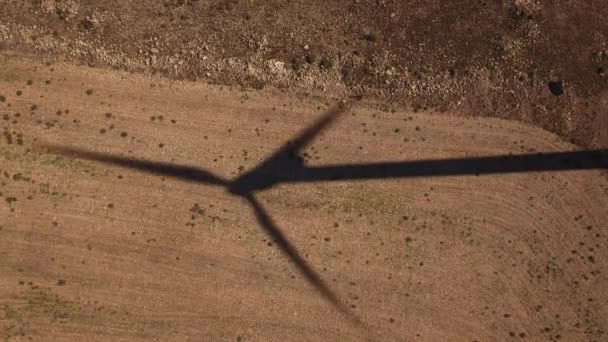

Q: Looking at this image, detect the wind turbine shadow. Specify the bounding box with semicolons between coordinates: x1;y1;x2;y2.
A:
40;102;363;324
39;100;608;326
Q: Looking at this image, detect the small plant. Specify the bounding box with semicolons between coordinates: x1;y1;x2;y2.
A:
319;56;334;70
362;32;378;42
305;52;317;64
189;203;204;215
290;56;303;71
341;66;353;81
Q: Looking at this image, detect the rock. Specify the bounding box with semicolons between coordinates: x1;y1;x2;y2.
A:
40;0;80;22
267;60;288;76
548;80;564;96
150;48;159;54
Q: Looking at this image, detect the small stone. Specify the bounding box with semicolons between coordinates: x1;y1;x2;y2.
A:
150;48;159;54
548;80;564;96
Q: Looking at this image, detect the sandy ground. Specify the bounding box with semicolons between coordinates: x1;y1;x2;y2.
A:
1;52;607;341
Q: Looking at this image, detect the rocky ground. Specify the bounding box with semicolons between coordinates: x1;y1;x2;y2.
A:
1;0;607;147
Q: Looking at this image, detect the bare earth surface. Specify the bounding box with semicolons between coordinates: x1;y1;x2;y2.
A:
1;52;608;341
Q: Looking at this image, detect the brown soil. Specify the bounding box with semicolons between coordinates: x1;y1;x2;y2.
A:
1;53;607;341
1;0;607;148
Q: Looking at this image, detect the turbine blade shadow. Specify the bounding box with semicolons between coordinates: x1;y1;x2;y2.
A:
244;194;361;324
228;101;351;193
41;144;228;186
261;101;350;165
285;150;608;183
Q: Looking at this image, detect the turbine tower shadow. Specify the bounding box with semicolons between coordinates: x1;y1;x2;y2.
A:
41;100;608;325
